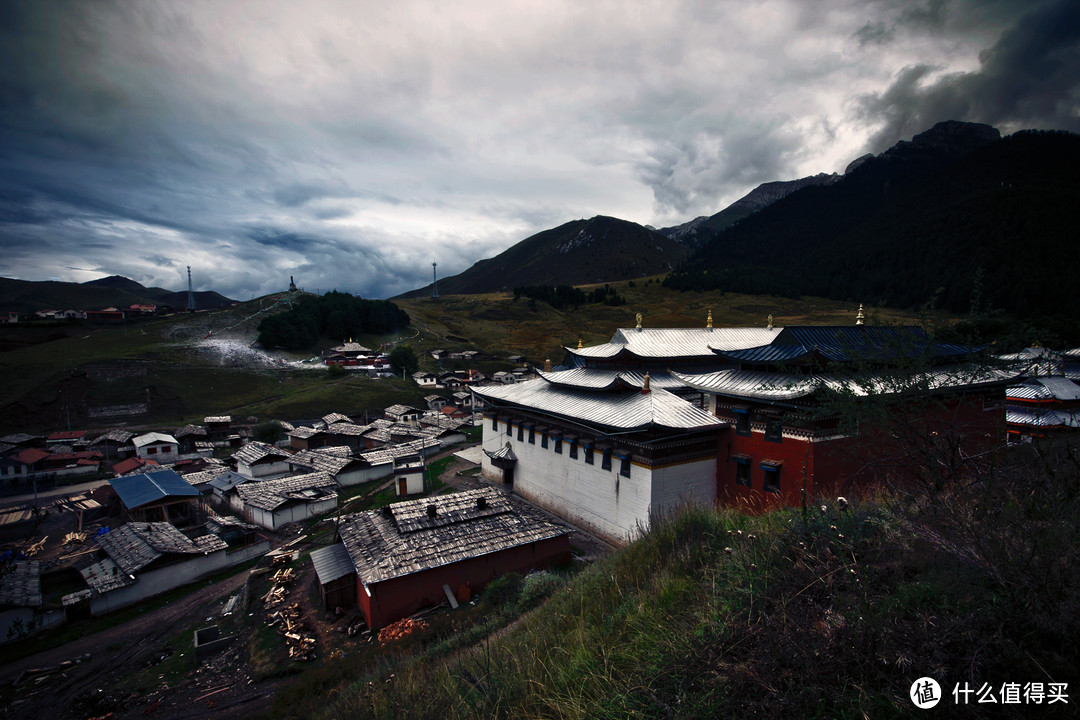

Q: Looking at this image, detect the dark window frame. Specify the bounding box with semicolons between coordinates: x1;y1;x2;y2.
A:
584;445;594;464
601;449;612;471
734;408;751;437
619;454;631;478
734;456;751;486
762;464;781;494
765;416;783;443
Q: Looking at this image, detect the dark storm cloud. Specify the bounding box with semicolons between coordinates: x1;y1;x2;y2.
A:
1;1;1075;300
860;0;1080;151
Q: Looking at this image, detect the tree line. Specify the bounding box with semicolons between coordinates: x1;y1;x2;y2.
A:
256;291;410;351
512;284;626;310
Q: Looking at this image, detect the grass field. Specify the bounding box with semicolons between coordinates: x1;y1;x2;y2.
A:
0;279;938;434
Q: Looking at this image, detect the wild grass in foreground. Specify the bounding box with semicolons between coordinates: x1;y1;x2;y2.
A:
279;444;1077;719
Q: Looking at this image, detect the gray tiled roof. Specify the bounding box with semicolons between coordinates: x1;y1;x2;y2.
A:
338;488;569;585
289;449;353;475
96;522;227;576
232;441;291;465
473;378;724;431
234;471;338;512
0;561;41;608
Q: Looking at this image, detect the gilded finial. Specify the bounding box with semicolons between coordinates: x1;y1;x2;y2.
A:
767;314;773;330
856;304;865;326
544;358;552;372
577;337;583;349
635;312;642;330
706;309;713;329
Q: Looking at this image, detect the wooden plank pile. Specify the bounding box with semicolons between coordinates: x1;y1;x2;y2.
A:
262;566;296;608
377;617;428;645
267;602;316;661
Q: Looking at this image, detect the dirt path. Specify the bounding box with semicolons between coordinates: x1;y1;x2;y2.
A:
0;568;272;720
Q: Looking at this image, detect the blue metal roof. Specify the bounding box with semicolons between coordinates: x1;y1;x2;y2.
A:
108;469;199;510
716;326;977;365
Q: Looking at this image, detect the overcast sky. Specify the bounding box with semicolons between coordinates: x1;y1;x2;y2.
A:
1;0;1077;300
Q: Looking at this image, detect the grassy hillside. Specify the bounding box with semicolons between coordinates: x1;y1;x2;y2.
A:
0;282;934;434
265;440;1078;719
398;216;691;298
396;277;927;364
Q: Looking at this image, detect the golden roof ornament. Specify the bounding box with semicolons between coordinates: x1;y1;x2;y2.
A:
767;314;773;330
856;304;865;325
544;358;552;372
706;309;713;329
635;312;642;330
577;337;583;349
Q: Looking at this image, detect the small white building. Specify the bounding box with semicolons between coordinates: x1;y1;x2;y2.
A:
132;432;180;464
233;471;338;530
232;441;293;478
393;461;426;496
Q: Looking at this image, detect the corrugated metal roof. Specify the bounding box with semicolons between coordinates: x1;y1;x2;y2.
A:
473;378;724;431
1026;377;1080;401
567;327;781;359
675;364;1020;401
1006;407;1080;428
311;542;356;584
109;470;199;510
132;432;178;448
537;367;691;391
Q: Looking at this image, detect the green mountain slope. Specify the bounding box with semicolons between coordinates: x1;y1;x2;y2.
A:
665;123;1080;341
398;216;690;298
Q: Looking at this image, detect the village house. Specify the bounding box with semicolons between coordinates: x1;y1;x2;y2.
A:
132;432;180;464
89;429;136;461
0;561;63;643
424;394;448;411
111;456;159;477
413;371;438;388
327;487;570;628
287;448;371;487
46;430;88;450
173;424;208;455
392;461;426;496
107;469;203;526
204;416;233;446
232;471;338;530
384;404;423;425
76;521;231;615
231;441;293;478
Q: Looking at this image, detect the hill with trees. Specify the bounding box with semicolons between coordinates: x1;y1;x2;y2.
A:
663;123;1080;344
256;291;410;351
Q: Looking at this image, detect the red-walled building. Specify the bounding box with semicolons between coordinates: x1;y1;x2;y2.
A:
674;326;1019;508
334;487;570;629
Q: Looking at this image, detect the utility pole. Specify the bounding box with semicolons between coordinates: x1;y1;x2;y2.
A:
432;262;439;299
